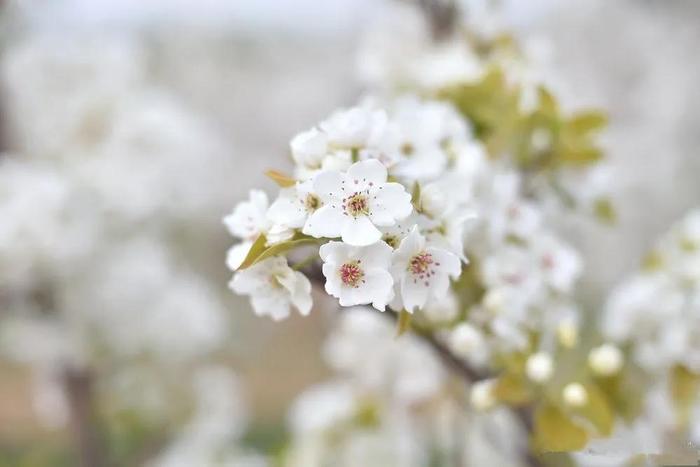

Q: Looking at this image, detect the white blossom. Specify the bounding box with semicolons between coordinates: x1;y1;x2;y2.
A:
305;159;412;246
223;189;271;242
230;256;312;321
390;227;461;313
319;241;394;311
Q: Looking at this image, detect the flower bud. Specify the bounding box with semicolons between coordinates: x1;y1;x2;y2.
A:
557;321;578;348
562;383;588;407
526;352;554;383
588;344;623;376
448;323;483;358
470;380;496;411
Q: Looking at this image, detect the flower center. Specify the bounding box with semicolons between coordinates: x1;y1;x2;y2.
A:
343;192;369;217
304;193;321;212
383;234;400;249
408;251;439;286
339;261;365;288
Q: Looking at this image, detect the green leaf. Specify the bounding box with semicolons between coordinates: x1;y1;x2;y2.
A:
538;86;559;116
572;384;615;436
237;234;319;270
396;309;412;337
533;404;589;453
265;169;296;188
569;111;608;135
237;234;269;269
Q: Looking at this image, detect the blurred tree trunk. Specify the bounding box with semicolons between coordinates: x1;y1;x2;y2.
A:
64;369;105;467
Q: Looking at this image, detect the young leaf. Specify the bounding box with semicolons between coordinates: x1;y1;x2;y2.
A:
265;169;296;188
396;309;412;337
572;384;614;436
670;365;700;425
568;111;608;135
237;234;269;270
494;373;531;405
533;404;589;453
237;234;320;270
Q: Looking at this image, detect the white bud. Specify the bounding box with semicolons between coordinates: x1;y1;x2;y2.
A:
448;323;483;358
420;184;448;217
470;380;497;411
526;352;554;383
588;344;623;376
483;289;505;314
557;321;578;348
562;383;588;408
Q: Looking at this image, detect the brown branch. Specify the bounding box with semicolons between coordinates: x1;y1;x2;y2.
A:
63;368;106;467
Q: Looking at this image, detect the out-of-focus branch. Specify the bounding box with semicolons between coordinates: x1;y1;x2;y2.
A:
63;368;106;467
402;0;460;40
384;308;543;467
303;264;543;467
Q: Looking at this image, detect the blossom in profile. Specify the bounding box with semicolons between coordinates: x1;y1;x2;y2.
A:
230;256;312;321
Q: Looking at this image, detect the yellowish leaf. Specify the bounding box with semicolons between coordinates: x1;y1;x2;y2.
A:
494;373;531;406
568;111;608;135
670;365;700;425
396;309;412;337
572;384;615;436
265;169;296;188
533;404;589;453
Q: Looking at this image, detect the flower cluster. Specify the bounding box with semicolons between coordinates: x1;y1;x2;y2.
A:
226;96;475;317
602;209;700;447
604;209;700;374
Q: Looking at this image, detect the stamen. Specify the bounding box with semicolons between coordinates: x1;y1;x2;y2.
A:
343;192;369;217
339;261;365;288
408;251;435;282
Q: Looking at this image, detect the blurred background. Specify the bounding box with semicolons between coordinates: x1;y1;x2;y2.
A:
0;0;698;465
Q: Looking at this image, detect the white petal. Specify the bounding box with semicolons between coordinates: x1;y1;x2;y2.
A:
268;190;306;228
250;292;291;320
304;205;344;239
226;242;251;271
363;270;394;311
428;247;462;279
289;271;313;315
341;215;382;246
312;169;344;203
346;159;387;188
401;275;430;312
394;226;425;261
370;183;413;225
355;240;393;269
322;262;342;298
230;269;261;295
319;241;352;264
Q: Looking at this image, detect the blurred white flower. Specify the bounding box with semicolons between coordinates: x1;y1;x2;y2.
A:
231;256;312;321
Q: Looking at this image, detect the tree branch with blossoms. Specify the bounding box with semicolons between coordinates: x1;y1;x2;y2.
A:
223;2;700;464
